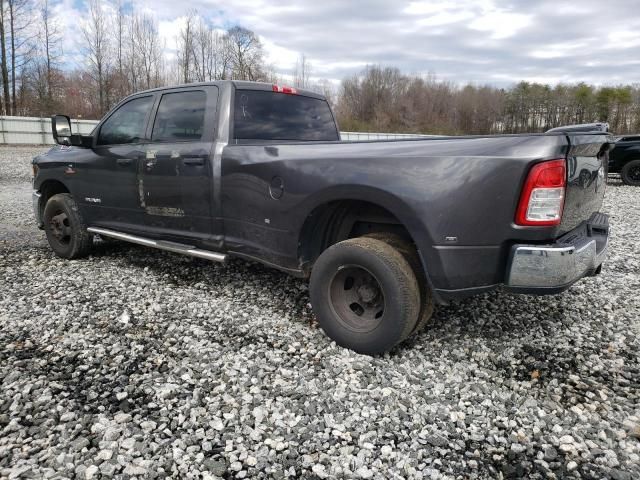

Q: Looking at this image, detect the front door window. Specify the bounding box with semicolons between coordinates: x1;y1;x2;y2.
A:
98;96;154;145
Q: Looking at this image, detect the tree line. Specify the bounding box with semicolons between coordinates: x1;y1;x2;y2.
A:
2;0;280;119
1;1;639;135
336;66;640;134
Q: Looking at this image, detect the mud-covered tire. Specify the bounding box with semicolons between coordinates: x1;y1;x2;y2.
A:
43;193;92;259
309;237;420;355
621;159;640;186
364;232;435;335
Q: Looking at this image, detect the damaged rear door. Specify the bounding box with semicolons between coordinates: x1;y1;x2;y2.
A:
140;86;219;240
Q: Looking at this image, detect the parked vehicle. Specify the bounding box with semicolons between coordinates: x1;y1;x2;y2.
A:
546;122;640;185
32;81;612;354
608;135;640;186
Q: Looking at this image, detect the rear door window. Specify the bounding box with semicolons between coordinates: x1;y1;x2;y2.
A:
98;96;154;145
233;90;339;142
152;90;207;142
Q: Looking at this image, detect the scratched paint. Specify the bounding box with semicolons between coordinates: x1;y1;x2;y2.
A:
138;178;146;208
145;206;185;217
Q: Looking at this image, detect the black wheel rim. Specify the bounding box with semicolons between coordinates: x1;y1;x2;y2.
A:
328;265;385;333
48;209;72;246
629;165;640;182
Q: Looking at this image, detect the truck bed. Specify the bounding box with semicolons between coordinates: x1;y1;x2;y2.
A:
222;131;611;297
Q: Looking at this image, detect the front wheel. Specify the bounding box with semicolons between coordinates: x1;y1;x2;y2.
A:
309;237;421;355
621;159;640;186
43;193;93;259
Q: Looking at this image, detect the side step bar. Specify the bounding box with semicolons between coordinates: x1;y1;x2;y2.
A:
87;227;227;263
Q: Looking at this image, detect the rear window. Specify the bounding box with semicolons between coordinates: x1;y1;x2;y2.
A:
233;90;338;142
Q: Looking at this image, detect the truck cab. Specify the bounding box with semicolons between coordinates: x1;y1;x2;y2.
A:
35;82;339;249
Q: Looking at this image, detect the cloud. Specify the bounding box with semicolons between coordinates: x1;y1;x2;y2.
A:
468;11;531;40
49;0;640;87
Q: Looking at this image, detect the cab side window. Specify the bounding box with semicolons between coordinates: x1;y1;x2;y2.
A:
151;91;206;142
97;96;154;146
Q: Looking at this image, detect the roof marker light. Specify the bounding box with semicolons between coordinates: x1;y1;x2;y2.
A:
272;84;298;94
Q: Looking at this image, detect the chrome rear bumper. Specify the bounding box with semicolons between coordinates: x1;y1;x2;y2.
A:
505;213;609;293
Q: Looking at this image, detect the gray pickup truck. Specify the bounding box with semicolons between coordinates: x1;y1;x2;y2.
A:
33;80;612;354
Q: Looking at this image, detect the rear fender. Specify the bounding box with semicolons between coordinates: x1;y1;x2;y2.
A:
296;185;443;302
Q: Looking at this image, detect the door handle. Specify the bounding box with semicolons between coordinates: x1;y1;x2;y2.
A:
116;158;133;166
183;157;205;166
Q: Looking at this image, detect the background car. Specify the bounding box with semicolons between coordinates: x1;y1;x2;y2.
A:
609;135;640;186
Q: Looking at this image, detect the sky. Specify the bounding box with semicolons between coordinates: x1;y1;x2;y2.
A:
56;0;640;87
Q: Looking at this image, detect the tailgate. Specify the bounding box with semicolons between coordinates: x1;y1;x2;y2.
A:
559;133;612;234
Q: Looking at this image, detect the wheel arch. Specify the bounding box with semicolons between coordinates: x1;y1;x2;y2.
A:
296;185;439;298
37;179;71;222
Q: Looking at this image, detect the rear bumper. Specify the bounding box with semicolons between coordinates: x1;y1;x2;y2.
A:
505;213;609;294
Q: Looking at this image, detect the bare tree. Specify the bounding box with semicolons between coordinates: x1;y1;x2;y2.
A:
211;29;231;80
0;2;10;114
33;0;62;114
176;12;196;83
191;17;210;82
8;0;35;114
130;13;163;90
125;14;138;92
82;0;111;115
263;63;280;84
293;54;310;89
225;26;265;81
115;0;124;75
109;0;130;99
190;18;232;82
314;78;336;105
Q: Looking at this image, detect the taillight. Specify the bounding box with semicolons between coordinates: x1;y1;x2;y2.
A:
272;84;297;94
515;159;566;226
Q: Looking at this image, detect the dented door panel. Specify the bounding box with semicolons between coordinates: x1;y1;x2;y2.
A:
139;143;214;235
139;86;219;240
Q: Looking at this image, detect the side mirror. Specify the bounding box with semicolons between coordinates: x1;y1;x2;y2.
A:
51;115;72;145
51;114;92;147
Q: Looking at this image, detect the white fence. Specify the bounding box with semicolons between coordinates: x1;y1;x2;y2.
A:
0;116;435;145
340;131;437;141
0;116;98;145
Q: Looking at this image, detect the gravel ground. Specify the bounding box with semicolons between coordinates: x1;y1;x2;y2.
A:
0;145;638;480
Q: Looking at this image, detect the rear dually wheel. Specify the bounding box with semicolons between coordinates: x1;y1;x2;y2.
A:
363;232;435;336
309;237;421;355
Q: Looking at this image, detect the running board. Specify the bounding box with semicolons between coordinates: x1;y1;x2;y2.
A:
87;227;227;263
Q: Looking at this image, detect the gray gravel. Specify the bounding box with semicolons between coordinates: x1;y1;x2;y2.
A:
1;145;639;479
